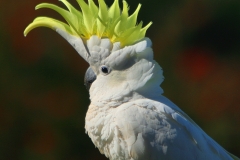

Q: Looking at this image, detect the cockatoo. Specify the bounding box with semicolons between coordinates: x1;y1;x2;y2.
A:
24;0;239;159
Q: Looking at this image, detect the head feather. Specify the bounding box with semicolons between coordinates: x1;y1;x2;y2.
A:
24;0;152;47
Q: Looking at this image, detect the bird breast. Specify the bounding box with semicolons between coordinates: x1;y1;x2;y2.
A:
85;102;131;160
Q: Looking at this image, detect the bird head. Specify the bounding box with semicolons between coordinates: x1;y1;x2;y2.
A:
24;0;164;102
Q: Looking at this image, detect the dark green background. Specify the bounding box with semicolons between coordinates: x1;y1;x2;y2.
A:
0;0;240;159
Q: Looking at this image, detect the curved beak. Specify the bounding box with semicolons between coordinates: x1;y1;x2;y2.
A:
84;67;96;91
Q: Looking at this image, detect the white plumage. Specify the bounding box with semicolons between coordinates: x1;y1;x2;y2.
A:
86;98;232;160
24;0;239;159
79;35;237;160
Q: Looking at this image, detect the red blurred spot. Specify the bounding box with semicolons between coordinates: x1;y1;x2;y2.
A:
176;47;216;81
196;65;240;121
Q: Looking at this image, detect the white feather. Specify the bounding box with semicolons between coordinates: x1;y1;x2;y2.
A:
68;35;237;160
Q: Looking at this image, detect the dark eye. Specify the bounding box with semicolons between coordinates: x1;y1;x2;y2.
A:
100;65;110;75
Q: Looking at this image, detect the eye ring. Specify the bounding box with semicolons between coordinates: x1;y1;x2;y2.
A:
100;65;111;75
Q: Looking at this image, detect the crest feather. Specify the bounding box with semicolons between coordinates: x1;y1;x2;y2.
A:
24;0;152;47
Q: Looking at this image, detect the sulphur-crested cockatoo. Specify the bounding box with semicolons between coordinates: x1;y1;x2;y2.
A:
24;0;239;159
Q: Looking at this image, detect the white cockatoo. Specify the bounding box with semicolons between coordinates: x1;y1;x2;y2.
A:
24;0;239;159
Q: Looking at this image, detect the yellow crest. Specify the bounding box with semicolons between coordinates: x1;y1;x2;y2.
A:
24;0;152;47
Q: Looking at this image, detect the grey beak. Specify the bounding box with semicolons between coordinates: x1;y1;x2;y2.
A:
84;67;96;91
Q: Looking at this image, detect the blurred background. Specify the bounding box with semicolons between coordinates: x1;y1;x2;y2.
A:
0;0;240;159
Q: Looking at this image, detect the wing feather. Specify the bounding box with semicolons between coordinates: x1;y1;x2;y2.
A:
113;96;234;160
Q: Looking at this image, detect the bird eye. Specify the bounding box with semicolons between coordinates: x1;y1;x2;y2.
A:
100;65;110;75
